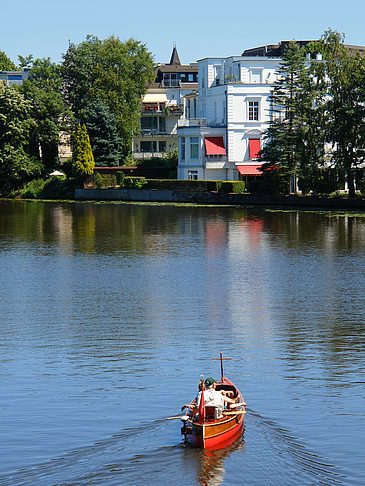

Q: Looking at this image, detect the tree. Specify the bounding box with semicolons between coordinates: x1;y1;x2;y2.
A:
0;51;17;71
72;123;94;181
62;35;155;158
19;58;72;174
80;98;122;166
0;84;42;194
315;30;365;197
261;42;309;191
261;41;330;194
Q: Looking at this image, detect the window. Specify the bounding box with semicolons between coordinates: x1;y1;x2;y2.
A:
141;117;158;130
159;141;166;152
163;73;180;87
140;141;157;152
248;101;259;121
251;69;262;83
181;137;185;161
190;137;199;159
188;170;198;180
193;98;197;118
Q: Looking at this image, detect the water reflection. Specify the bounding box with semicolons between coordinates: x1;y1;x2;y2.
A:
1;200;365;484
196;436;246;486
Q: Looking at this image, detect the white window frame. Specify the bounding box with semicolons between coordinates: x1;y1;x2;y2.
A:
248;100;260;121
190;137;199;159
188;170;198;180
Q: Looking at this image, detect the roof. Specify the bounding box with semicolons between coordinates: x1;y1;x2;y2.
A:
169;46;181;65
242;40;365;57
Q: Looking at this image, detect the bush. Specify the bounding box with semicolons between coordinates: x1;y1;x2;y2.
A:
94;173;117;187
124;177;147;189
21;179;47;199
21;177;76;199
144;179;245;193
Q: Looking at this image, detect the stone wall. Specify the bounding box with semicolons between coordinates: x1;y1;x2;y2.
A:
75;188;365;210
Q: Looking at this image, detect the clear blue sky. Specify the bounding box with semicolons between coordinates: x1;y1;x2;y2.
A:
2;0;364;66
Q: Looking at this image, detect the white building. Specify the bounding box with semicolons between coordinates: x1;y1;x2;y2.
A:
177;54;281;186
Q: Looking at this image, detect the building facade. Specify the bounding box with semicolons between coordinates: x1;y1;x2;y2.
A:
132;47;198;160
177;54;281;183
0;67;30;86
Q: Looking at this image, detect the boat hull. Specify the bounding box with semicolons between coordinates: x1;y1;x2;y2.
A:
182;377;245;450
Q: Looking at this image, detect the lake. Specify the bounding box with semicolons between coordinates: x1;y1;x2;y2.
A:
0;200;365;485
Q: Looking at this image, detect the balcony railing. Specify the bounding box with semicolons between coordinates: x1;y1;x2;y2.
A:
178;118;206;127
142;103;166;114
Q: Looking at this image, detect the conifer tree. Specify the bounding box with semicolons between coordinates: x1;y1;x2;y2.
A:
72;124;94;181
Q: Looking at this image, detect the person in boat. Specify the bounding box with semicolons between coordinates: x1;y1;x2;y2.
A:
181;381;204;413
188;377;245;419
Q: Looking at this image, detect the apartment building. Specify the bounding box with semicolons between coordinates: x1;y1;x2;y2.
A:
132;47;198;159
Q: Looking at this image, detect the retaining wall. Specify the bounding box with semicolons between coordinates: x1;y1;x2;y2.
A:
75;188;365;210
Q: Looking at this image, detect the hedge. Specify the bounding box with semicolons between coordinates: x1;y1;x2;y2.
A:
92;176;245;193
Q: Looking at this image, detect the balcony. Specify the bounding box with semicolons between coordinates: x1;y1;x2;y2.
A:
178;118;206;127
204;154;227;169
142;103;166;114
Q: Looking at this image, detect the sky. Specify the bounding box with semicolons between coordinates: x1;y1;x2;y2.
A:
1;0;364;66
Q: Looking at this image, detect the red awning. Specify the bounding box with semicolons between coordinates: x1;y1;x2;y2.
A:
249;138;261;159
236;165;262;175
204;137;226;155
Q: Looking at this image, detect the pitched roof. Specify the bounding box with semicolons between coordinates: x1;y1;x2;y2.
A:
169;46;181;65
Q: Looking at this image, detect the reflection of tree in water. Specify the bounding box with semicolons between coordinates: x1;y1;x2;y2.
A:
197;434;246;486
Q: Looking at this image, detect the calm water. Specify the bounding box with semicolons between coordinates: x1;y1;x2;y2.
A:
1;200;365;485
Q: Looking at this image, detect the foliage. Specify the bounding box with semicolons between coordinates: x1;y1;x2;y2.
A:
261;42;309;181
21;176;76;199
80;98;122;166
94;173;117;187
312;30;365;197
0;84;42;194
62;35;155;158
0;51;17;71
123;177;147;189
72;124;95;180
261;32;365;196
18;55;34;68
19;58;72;173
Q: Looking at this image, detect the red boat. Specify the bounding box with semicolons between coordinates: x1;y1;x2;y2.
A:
181;354;245;449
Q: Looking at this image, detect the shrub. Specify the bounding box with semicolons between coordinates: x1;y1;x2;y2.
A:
21;179;47;198
124;177;147;189
116;171;125;186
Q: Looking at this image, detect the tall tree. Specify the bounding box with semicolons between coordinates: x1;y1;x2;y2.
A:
0;51;17;71
19;58;72;173
0;84;42;194
315;30;365;197
72;123;94;181
62;36;155;159
80;98;122;167
261;42;308;191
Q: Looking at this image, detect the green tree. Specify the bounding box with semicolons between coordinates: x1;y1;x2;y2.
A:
315;30;365;197
261;42;308;192
0;51;17;71
0;84;42;194
19;58;72;174
62;35;155;158
72;123;94;181
80;98;122;166
261;41;330;194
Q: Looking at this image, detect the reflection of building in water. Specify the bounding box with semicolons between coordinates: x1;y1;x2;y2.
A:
227;213;271;328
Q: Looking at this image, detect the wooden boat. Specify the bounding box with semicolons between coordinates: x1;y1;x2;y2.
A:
181;354;245;449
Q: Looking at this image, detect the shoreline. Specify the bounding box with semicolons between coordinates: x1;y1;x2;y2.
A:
74;188;365;211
